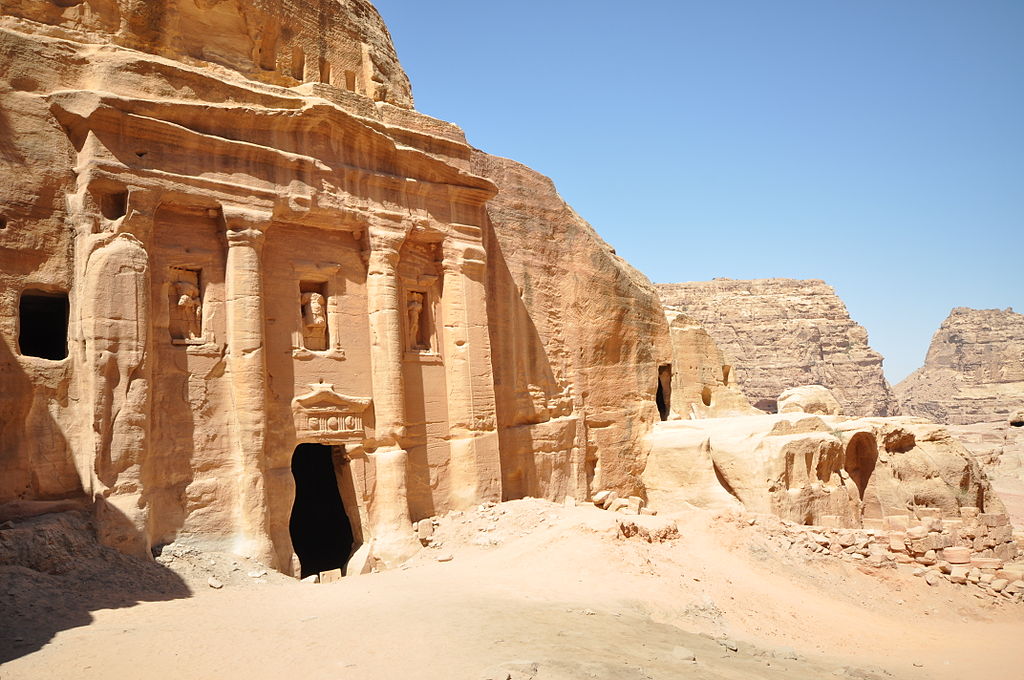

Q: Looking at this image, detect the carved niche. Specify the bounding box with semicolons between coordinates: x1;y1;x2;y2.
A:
291;382;371;444
168;267;203;343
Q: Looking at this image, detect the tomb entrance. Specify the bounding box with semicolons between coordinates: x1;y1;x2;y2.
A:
289;443;354;579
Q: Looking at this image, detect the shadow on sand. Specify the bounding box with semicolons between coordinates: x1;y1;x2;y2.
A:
0;510;192;663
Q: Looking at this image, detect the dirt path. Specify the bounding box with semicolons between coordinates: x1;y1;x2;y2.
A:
2;501;1022;679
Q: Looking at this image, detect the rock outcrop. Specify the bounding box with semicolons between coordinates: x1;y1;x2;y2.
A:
663;311;759;419
896;307;1024;425
0;0;670;576
657;279;898;417
642;413;1007;530
778;385;843;416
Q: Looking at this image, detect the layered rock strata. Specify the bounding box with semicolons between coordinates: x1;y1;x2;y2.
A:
656;279;898;416
896;307;1024;425
0;0;670;575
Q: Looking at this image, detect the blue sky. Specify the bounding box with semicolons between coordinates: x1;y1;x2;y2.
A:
373;1;1024;383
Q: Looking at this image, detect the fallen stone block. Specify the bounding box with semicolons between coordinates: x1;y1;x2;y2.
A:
949;566;968;584
971;557;1004;570
959;506;980;519
979;513;1010;528
941;546;971;564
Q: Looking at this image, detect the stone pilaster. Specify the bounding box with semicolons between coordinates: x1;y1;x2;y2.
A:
223;206;273;564
441;226;502;507
365;223;410;446
363;221;419;565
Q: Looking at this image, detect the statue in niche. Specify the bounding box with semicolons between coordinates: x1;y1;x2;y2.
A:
407;291;427;350
301;291;328;350
169;270;202;341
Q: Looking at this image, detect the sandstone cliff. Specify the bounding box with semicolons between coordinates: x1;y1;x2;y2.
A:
471;154;671;500
656;279;898;417
896;307;1024;425
0;0;671;571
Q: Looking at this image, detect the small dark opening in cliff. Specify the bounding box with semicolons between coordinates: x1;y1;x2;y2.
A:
18;290;69;360
845;433;878;503
290;443;353;579
0;216;7;229
1011;420;1024;428
656;364;672;421
701;386;713;407
99;189;128;220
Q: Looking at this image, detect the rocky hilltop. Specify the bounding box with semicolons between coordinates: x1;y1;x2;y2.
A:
896;307;1024;425
657;279;898;416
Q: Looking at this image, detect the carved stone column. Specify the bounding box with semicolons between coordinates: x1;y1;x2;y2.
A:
441;226;502;508
365;223;410;445
363;221;419;565
223;206;273;564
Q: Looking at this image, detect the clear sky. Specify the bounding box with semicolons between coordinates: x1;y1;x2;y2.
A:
373;0;1023;384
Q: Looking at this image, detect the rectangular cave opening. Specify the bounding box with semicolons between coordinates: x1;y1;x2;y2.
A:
99;189;128;220
18;289;69;360
289;443;354;579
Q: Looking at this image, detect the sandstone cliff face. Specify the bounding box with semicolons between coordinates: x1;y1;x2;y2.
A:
0;0;412;107
657;279;898;417
896;307;1024;425
0;0;671;572
471;154;672;500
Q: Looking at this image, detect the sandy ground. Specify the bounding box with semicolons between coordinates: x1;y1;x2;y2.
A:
2;500;1023;680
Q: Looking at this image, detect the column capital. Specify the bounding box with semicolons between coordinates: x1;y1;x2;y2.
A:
367;223;410;274
442;236;487;274
222;204;271;238
225;227;266;249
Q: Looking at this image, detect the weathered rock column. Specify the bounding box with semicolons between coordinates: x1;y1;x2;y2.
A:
78;191;158;559
441;227;502;508
364;221;418;566
223;206;273;564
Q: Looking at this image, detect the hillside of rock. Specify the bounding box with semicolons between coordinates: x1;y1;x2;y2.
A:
656;279;898;417
896;307;1024;425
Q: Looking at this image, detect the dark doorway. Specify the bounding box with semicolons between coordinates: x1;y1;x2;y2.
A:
19;290;69;360
289;443;354;578
656;364;672;421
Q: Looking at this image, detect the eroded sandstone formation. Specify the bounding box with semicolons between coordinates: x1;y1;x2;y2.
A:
0;0;671;576
642;413;1007;534
663;311;759;419
656;279;898;417
896;307;1024;425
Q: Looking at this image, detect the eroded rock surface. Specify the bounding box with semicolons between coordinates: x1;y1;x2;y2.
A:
642;413;1006;530
0;0;670;575
664;311;759;419
657;279;898;417
896;307;1024;426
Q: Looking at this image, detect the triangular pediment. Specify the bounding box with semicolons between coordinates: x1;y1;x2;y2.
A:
292;383;371;413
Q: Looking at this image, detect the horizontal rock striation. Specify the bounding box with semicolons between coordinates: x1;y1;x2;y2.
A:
896;307;1024;425
656;279;898;417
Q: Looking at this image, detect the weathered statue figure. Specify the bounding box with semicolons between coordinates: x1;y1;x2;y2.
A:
407;291;425;350
301;291;328;350
172;279;201;340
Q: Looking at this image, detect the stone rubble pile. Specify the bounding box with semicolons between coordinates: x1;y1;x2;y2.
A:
591;490;658;516
750;508;1024;602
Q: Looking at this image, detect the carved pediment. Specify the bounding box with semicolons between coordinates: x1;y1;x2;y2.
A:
292;383;370;443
